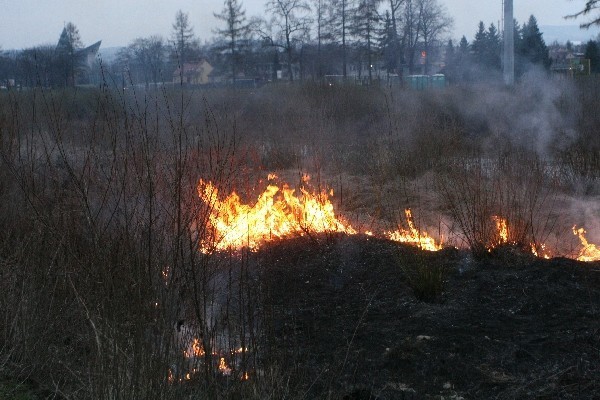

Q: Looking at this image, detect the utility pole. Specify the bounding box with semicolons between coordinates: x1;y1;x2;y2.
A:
503;0;514;85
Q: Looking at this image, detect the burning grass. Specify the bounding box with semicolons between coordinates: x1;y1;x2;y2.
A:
196;170;600;262
573;226;600;262
197;174;356;252
197;174;443;253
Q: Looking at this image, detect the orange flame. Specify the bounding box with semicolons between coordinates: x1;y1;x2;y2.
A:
573;226;600;262
198;175;443;252
490;216;553;258
198;176;356;252
386;209;442;251
184;338;205;358
218;357;232;376
492;216;509;246
531;243;551;259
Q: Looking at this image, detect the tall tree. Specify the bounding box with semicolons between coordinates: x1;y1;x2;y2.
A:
518;15;551;71
352;0;381;83
171;10;197;66
401;0;422;73
56;22;83;86
310;0;329;79
387;0;405;73
458;35;469;53
471;21;487;65
380;10;397;74
214;0;251;83
471;21;501;70
262;0;312;81
120;36;167;86
329;0;354;78
417;0;453;74
0;50;12;87
484;23;501;69
443;36;471;83
585;39;600;73
17;46;56;87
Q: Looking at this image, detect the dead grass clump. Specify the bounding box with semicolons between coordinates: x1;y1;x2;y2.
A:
401;256;447;303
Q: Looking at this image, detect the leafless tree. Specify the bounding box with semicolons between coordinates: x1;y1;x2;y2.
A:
214;0;251;83
171;10;198;66
329;0;355;78
388;0;405;71
259;0;312;81
401;0;422;74
418;0;453;74
120;36;167;87
311;0;329;78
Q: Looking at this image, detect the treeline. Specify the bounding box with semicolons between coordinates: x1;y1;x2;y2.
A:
0;23;92;88
0;0;559;88
444;16;552;83
110;0;456;86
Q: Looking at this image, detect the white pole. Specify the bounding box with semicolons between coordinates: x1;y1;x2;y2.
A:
503;0;515;85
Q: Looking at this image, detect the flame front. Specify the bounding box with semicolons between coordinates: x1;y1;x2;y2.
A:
573;226;600;262
386;209;442;251
492;216;509;246
198;177;356;252
198;175;445;252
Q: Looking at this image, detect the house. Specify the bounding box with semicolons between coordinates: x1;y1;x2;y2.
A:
172;60;213;85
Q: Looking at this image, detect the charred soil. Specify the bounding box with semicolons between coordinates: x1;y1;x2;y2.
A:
256;235;600;399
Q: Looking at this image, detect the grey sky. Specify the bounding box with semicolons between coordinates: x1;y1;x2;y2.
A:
0;0;593;49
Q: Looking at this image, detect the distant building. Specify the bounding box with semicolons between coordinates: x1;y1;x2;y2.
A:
550;43;590;77
172;60;213;85
55;26;101;85
79;41;102;68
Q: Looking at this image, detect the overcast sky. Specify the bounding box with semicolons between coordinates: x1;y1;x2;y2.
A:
0;0;594;49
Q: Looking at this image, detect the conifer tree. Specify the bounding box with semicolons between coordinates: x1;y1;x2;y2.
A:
56;22;82;86
518;15;551;71
214;0;251;82
584;40;600;73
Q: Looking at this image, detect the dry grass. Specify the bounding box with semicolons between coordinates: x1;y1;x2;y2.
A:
0;74;599;398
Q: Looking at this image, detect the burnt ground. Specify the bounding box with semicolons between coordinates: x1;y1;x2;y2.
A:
254;235;600;399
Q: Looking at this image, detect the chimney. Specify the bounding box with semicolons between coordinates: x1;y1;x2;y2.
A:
503;0;515;85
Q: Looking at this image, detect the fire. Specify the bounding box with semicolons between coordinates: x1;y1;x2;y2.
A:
218;357;232;376
489;216;552;258
573;226;600;262
184;338;205;358
385;209;442;251
492;216;509;245
197;176;356;252
531;243;551;259
197;175;445;253
162;265;170;285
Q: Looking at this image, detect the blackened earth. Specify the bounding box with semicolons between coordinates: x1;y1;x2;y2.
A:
255;234;600;399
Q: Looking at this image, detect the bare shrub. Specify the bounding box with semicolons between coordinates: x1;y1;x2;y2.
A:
436;150;559;258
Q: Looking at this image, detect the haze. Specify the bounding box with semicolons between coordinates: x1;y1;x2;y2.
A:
0;0;592;49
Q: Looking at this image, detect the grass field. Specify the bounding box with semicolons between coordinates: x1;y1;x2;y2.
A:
0;75;599;398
